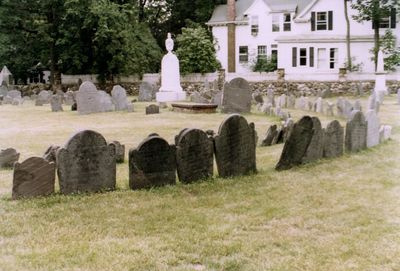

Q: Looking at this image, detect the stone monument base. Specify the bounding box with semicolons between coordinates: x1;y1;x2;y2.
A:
171;103;218;114
156;91;186;102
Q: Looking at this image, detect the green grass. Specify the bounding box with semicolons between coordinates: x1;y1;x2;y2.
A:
0;96;400;270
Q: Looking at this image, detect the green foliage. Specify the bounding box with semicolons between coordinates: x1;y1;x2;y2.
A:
381;30;400;71
252;56;277;73
343;57;364;72
176;26;220;75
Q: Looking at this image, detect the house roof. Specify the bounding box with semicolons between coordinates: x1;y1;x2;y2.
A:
207;0;314;24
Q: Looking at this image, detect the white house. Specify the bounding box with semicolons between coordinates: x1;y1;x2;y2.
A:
206;0;399;75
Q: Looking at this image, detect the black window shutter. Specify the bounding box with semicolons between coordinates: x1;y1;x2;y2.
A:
328;11;333;30
310;47;314;67
391;8;396;29
372;20;376;29
292;47;297;67
311;12;315;31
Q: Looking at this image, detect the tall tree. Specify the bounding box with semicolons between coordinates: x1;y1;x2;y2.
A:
352;0;399;70
344;0;352;70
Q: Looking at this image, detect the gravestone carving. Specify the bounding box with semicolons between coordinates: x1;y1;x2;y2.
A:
214;114;257;177
57;130;116;194
221;78;252;113
323;120;344;158
12;157;55;200
345;111;367;152
176;129;214;183
129;135;176;189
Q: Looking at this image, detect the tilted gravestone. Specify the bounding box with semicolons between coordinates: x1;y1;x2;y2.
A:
323;120;344;158
76;81;101;114
275;116;314;170
50;94;63;112
365;110;380;148
261;124;278;147
111;85;130;111
345;111;367;152
43;145;60;163
110;141;125;163
98;91;114;112
221;78;252;113
175;128;214;183
214;114;257;177
12;157;55;200
145;104;160;115
129;135;176;189
138;82;156;102
57;130;116;194
0;148;20;168
302;117;324;163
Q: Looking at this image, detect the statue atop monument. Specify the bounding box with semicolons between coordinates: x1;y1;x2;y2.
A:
165;33;174;53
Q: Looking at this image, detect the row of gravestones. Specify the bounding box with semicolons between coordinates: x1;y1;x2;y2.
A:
275;110;391;170
10;114;257;200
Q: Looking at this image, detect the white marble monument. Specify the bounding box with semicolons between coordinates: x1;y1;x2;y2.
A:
374;50;387;104
156;33;186;102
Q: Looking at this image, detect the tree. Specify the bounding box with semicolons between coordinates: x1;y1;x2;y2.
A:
176;25;220;74
381;29;400;70
351;0;399;70
344;0;352;70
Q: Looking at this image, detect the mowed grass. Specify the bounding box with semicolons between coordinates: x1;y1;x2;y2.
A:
0;96;399;270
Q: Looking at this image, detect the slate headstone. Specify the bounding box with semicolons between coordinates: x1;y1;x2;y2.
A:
345;111;367;152
110;141;125;163
260;125;278;147
98;91;114;112
12;157;55;200
129;135;176;189
76;81;100;114
214;114;257;177
302;117;324;163
50;94;63;112
145;104;160;115
221;78;252;113
57;130;116;194
111;85;130;111
0;148;20;168
365;110;380;148
64;90;75;106
323;120;344;158
43;145;60;163
379;125;392;142
138;82;155;102
175;128;214;183
326;102;334;116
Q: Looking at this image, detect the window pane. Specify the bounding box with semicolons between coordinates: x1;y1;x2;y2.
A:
272;14;280;32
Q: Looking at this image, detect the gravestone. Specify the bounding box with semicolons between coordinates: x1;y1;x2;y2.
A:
36;90;51;106
110;141;125;163
7;90;21;99
260;125;278;147
176;128;214;183
12;97;23;106
57;130;116;194
365;110;380;148
277;94;287;108
12;157;55;200
336;97;345;117
345;111;367;152
221;78;252;113
266;87;275;107
252;92;264;104
287;95;296;109
64;90;75;106
98;91;114;112
397;89;400;105
138;82;155;101
76;81;101;114
343;99;354;119
368;94;376;110
282;118;295;143
275;116;314;170
0;148;20;168
379;125;392;142
50;94;63;112
190;91;209;103
43;145;60;163
326;102;334;116
145;104;160;115
260;102;272;114
323;120;344;158
354;100;362;111
315;97;324;113
302;117;324;163
298;96;307;110
111;85;130;111
129;135;176;189
0;81;8;97
214;114;257;177
211;92;222;107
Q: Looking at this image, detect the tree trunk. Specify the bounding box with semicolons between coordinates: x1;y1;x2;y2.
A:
374;24;380;72
344;0;352;70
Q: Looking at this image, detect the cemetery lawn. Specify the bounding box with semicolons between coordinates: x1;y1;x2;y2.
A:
1;96;400;271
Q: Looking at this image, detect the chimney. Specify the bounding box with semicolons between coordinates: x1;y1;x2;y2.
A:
227;0;236;73
227;0;236;21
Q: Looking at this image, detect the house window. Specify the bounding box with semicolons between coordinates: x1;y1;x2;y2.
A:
251;16;259;36
316;12;328;30
300;48;307;66
239;46;248;62
317;48;327;69
330;48;338;69
272;14;280;32
379;17;390;28
257;45;267;59
283;13;291;31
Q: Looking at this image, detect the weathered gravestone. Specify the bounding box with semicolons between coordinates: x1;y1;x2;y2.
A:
297;96;307;110
0;81;8;97
0;148;20;168
214;114;257;177
275;116;315;170
12;157;55;200
266;87;275;107
277;94;287;108
43;145;60;163
336;97;345;117
365;110;380;148
287;95;296;109
35;90;51;106
252;92;264;104
323;120;344;158
138;82;156;102
8;90;22;100
57;130;116;194
129;135;176;189
354;100;362;111
98;91;114;112
50;94;63;112
315;97;324;113
110;141;125;163
379;125;392;142
175;128;214;183
221;78;252;113
397;89;400;105
64;90;75;106
111;85;130;111
211;92;222;107
260;102;272;114
145;104;160;115
326;102;334;116
302;117;324;163
261;124;278;146
343;99;354;119
345;111;367;152
76;81;100;114
190;91;209;103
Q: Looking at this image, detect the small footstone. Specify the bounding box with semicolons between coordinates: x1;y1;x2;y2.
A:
145;104;160;115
